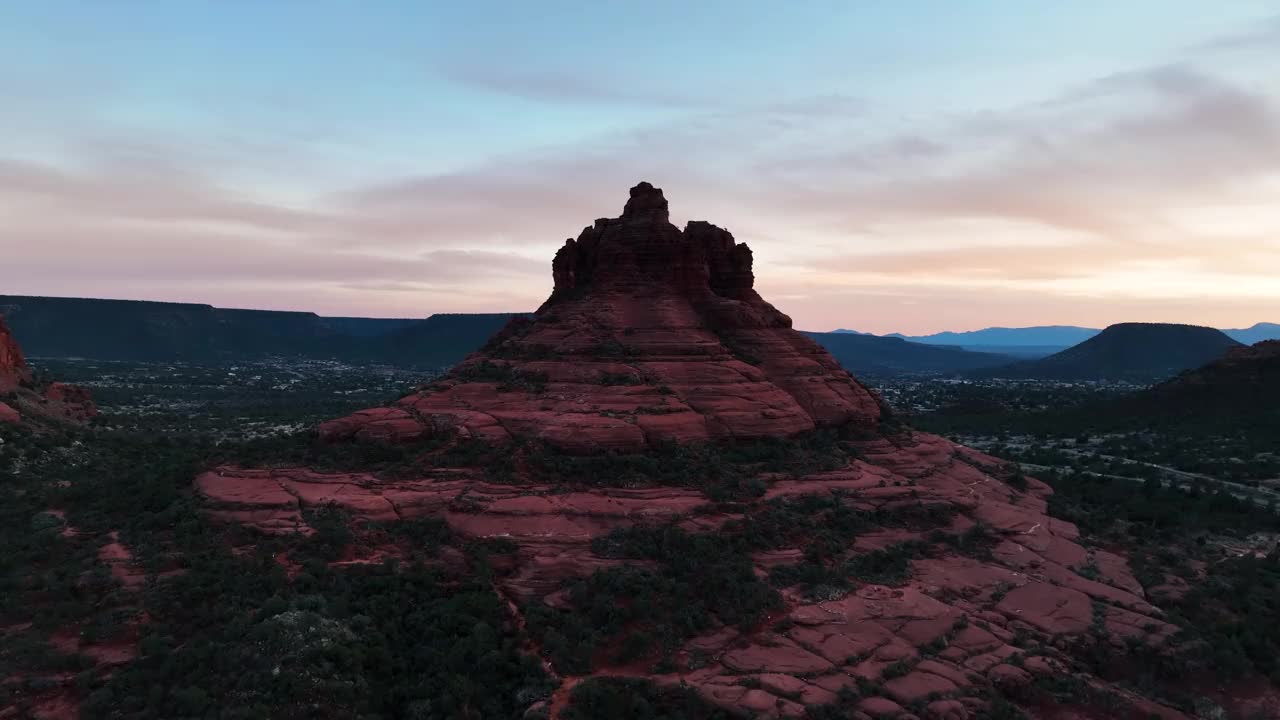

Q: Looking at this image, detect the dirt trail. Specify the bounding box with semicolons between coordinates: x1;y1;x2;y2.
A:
492;578;675;719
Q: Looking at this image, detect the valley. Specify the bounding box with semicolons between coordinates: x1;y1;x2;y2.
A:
33;356;1280;499
7;354;1279;719
3;184;1278;719
34;357;431;440
879;377;1280;490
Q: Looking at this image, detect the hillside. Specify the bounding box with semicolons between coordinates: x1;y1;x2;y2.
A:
974;322;1243;382
803;331;1013;375
1129;340;1280;429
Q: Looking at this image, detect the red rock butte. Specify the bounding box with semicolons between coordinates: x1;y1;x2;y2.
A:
319;181;883;452
198;184;1195;720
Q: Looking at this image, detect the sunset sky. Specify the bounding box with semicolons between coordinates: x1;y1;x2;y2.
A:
1;2;1278;334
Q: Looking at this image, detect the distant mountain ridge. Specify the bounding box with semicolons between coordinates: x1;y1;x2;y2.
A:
0;295;523;368
837;322;1280;347
971;322;1243;382
0;294;1016;376
10;294;1268;380
802;331;1012;375
1225;322;1280;345
883;325;1102;347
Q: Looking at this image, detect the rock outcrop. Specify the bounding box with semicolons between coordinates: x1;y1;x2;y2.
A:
200;184;1193;719
0;313;33;392
0;313;96;424
319;182;882;452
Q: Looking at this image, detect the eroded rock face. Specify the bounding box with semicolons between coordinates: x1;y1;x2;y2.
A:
0;313;32;392
201;185;1191;719
320;183;882;452
0;313;97;423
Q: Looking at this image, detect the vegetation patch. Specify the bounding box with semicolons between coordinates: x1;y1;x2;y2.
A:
525;429;851;500
599;371;644;386
1;407;550;719
1034;467;1280;699
561;677;737;720
529;525;783;673
452;359;549;393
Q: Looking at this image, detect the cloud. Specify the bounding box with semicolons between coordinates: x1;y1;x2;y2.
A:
760;65;1280;239
0;152;550;312
361;61;1279;259
800;237;1280;286
439;60;864;118
0;156;327;235
0;222;541;286
1192;14;1280;53
440;63;711;108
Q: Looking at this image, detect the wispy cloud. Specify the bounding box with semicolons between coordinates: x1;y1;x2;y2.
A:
762;65;1280;238
440;63;712;108
1191;14;1280;53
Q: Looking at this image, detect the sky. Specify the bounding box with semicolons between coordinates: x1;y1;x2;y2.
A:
1;2;1278;334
